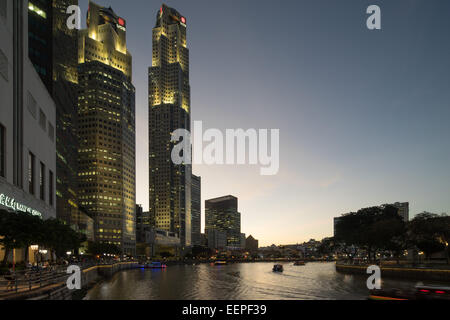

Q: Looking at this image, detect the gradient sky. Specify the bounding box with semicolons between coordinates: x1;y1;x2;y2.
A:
79;0;450;246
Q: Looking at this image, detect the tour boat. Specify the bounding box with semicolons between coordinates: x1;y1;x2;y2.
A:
145;262;167;269
369;285;450;300
214;260;227;265
294;261;305;266
272;264;283;272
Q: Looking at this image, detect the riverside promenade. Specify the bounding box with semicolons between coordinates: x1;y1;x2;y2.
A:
336;263;450;282
0;261;139;300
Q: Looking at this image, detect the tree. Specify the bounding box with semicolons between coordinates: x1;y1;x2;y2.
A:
408;213;447;261
335;205;406;262
87;241;121;257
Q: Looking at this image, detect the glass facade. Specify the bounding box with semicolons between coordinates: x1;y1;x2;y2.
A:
149;4;191;247
205;196;241;249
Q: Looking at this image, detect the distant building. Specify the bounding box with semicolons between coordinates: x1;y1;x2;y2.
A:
191;175;201;246
136;204;152;243
200;233;208;247
245;235;259;253
205;195;241;248
207;229;227;251
240;233;246;249
137;228;181;258
333;217;342;237
391;202;409;222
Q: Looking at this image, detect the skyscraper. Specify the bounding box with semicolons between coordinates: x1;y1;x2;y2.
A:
78;1;136;255
205;195;241;249
27;0;80;227
1;0;57;262
191;174;201;246
149;4;191;247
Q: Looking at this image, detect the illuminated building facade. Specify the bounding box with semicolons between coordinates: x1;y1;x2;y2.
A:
0;0;56;262
78;1;136;255
191;174;201;246
149;4;191;247
27;0;80;228
205;196;241;249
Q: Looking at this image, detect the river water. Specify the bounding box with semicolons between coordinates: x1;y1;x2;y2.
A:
84;262;431;300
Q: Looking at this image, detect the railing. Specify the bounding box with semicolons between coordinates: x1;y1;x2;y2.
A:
0;266;69;296
0;260;137;296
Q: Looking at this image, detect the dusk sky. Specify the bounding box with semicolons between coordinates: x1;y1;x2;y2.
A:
80;0;450;246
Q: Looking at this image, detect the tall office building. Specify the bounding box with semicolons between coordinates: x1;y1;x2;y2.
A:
27;0;80;226
78;1;136;255
191;174;201;246
205;196;241;249
0;0;56;261
149;4;191;247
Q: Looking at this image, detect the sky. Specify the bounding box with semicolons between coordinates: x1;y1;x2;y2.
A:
79;0;450;246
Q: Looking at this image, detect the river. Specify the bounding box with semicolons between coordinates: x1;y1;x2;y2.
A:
84;262;432;300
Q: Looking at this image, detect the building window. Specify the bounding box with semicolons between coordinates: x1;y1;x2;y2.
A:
48;122;54;142
39;162;45;201
0;0;6;21
0;48;7;81
28;152;35;195
0;124;5;177
27;92;37;118
39;109;46;130
49;170;53;206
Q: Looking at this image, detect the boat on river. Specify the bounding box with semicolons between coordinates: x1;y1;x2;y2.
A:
272;264;283;272
294;261;305;266
143;262;167;269
369;285;450;300
214;260;227;265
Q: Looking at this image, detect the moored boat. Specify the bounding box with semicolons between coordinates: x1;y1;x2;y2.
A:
294;261;305;266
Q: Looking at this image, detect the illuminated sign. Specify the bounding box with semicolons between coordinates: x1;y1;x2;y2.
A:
0;193;43;218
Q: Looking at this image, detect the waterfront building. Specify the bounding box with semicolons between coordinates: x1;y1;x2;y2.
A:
207;229;227;251
148;4;191;248
205;195;241;249
136;204;152;243
28;0;80;228
0;0;56;262
77;1;136;255
137;227;181;258
191;174;201;246
245;235;259;253
240;233;246;249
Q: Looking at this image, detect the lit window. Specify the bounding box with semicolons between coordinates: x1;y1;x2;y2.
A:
28;3;47;19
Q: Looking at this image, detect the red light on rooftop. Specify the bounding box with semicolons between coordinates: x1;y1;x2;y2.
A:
181;16;186;24
118;18;125;26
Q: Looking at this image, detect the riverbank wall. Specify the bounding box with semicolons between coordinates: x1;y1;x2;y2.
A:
336;264;450;282
2;262;139;300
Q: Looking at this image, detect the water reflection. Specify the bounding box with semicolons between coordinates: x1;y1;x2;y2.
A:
84;262;437;300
